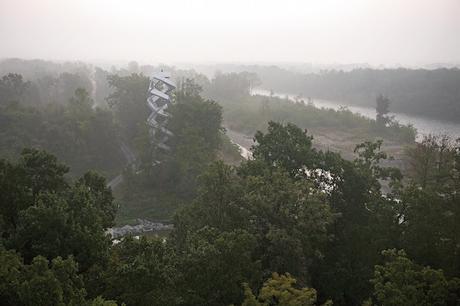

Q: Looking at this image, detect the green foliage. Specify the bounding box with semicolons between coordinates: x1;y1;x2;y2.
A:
252;121;316;178
2;62;460;306
310;140;402;304
399;186;460;276
398;136;460;278
0;87;123;177
0;60;95;107
0;149;115;272
50;72;94;105
206;71;258;100
68;87;93;121
0;149;119;304
103;237;177;306
0;247;22;304
170;122;417;305
156;125;460;305
89;296;119;306
0;148;68;236
106;73;150;144
177;227;260;305
163;86;223;195
77;171;116;228
371;249;460;306
174;124;333;287
104;228;258;306
116;78;225;222
0;73;31;104
114;184;184;225
405;135;456;189
0;248;88;306
219;131;243;164
241;273;330;306
168;123;336;304
204;71;416;143
218;92;415;144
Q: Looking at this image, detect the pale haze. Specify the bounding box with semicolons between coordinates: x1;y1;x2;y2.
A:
1;0;459;65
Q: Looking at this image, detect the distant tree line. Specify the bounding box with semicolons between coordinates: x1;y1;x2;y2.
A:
250;67;460;122
3;59;460;122
0;73;123;177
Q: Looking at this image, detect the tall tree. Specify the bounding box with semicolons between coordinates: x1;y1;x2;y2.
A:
241;273;331;306
376;94;391;127
370;249;460;306
106;73;150;143
0;73;31;105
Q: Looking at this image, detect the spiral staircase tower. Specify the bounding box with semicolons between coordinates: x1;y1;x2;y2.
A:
146;71;176;158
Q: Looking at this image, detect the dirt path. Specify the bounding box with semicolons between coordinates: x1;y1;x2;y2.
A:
107;142;137;189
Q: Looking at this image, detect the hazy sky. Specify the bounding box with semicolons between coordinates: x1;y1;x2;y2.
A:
1;0;459;66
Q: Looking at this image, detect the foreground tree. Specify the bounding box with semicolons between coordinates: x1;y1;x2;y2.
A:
0;247;109;306
0;149;116;301
239;122;403;305
172;123;334;304
102;237;178;306
400;135;460;278
310;141;402;305
174;159;332;285
251;122;317;178
405;135;455;189
370;249;460;306
241;273;331;306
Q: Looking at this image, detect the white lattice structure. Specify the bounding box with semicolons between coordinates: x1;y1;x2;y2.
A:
147;71;176;153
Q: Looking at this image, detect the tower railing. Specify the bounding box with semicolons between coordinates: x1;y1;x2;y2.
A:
146;71;176;156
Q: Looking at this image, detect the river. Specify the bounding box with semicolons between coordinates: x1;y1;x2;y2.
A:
252;89;460;141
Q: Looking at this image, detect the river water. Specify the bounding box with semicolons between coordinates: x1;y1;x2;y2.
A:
252;89;460;141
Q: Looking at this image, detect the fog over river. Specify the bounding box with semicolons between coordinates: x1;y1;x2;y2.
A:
252;89;460;141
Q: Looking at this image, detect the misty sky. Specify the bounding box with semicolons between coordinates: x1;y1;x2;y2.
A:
1;0;459;66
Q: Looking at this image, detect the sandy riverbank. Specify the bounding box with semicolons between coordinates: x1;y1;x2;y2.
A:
225;126;411;171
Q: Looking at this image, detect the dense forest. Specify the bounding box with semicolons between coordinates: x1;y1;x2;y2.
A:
0;73;123;177
0;59;459;305
1;123;459;305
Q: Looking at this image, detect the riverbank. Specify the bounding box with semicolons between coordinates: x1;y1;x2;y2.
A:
218;90;415;171
225;127;408;170
252;88;460;140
